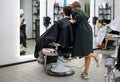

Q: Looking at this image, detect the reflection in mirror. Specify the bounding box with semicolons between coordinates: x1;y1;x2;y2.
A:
20;0;40;55
84;0;90;16
79;0;90;16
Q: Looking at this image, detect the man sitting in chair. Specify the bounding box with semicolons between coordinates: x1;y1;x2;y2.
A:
34;6;73;63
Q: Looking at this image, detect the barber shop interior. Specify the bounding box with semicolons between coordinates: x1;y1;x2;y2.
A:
0;0;120;82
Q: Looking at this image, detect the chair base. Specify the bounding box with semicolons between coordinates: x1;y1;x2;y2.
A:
46;68;74;76
45;59;75;76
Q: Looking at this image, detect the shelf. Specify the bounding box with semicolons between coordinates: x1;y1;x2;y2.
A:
99;7;111;20
53;2;63;23
99;13;111;15
32;0;40;39
33;5;39;7
33;13;39;15
54;13;62;15
99;7;111;10
98;8;111;32
99;19;111;21
98;20;111;25
54;21;58;23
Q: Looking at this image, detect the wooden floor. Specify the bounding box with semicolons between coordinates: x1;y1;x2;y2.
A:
0;54;119;82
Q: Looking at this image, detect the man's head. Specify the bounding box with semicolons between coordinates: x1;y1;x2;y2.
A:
63;6;72;16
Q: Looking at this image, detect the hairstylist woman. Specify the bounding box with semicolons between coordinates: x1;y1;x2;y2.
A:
70;1;103;80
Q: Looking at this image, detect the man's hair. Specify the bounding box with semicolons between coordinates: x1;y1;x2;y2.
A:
63;6;72;16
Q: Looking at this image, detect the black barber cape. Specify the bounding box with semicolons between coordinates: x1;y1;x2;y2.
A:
34;18;73;58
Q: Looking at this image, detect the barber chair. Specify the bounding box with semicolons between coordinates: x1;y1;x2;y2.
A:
104;35;120;82
110;35;120;58
104;57;116;82
38;43;74;76
104;57;120;82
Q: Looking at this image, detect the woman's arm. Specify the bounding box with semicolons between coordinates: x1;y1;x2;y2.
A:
69;19;77;24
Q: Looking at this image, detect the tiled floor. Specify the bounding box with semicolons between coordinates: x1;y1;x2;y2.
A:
0;50;120;82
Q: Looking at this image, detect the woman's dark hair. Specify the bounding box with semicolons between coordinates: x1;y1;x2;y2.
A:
63;6;72;16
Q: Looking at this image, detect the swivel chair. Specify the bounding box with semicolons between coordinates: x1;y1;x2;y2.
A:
38;43;75;76
104;35;120;82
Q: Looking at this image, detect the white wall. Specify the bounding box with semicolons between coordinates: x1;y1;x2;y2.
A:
0;0;35;66
115;0;120;17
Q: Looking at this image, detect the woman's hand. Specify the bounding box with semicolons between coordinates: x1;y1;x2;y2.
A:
69;19;77;24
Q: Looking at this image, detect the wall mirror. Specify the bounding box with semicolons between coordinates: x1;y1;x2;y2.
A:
20;0;40;56
84;0;90;16
79;0;90;16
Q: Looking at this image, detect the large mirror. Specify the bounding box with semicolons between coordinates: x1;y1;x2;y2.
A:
20;0;40;55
